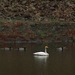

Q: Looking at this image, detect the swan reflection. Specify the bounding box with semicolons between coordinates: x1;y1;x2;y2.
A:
34;56;49;75
34;56;49;64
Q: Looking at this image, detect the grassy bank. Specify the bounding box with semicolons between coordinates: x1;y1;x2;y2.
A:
0;19;75;43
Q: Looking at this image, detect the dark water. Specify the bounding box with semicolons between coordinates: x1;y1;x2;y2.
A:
0;43;75;75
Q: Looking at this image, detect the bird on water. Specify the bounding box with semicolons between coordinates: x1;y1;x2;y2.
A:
33;46;49;56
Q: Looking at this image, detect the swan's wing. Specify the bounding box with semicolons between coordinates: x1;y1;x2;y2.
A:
33;52;49;56
33;52;45;55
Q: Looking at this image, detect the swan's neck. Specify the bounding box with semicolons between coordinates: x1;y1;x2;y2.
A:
45;48;47;53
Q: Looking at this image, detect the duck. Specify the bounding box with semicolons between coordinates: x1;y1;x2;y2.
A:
33;46;49;56
57;47;63;51
4;47;11;50
18;47;26;51
57;46;66;52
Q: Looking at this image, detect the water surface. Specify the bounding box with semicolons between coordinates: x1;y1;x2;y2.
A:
0;43;75;75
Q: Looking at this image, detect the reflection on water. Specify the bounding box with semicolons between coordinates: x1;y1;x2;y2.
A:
0;43;75;75
34;56;49;75
34;55;49;64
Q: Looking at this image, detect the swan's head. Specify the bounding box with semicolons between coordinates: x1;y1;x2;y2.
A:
45;46;48;48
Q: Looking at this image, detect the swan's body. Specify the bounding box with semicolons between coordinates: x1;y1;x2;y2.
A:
33;52;49;56
33;46;49;56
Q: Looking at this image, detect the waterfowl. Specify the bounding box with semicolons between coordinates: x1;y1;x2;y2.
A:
18;47;26;51
4;47;11;50
57;46;66;52
57;47;63;51
33;46;49;56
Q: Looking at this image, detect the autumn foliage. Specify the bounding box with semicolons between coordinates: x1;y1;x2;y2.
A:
0;20;75;43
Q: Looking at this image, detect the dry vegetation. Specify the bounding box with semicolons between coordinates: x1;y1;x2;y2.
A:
0;0;75;43
0;0;75;22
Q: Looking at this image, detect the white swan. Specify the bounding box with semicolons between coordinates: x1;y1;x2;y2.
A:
33;46;49;56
